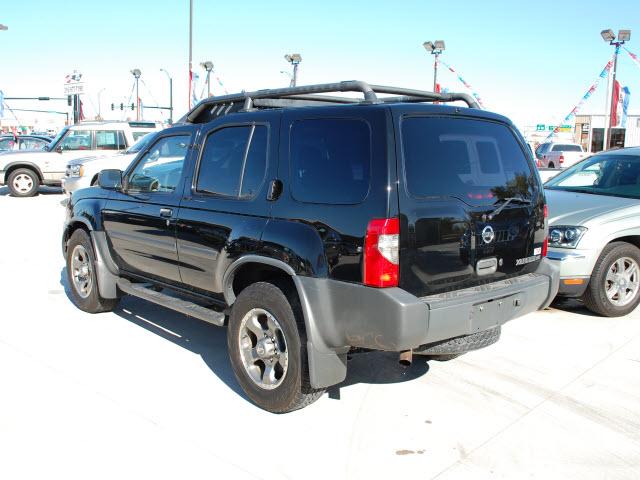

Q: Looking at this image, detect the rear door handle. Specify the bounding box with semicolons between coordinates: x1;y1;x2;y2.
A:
159;208;173;218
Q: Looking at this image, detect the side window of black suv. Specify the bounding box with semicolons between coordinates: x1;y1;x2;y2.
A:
196;125;268;198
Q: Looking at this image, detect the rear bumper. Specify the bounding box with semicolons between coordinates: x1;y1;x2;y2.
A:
296;258;559;354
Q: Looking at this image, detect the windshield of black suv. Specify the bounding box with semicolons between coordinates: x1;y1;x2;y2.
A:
46;127;70;151
545;153;640;199
125;132;156;154
401;116;535;205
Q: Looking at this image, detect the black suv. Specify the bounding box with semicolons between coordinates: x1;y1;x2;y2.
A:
62;81;559;413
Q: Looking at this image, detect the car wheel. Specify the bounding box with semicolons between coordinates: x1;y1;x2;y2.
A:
227;282;324;413
66;229;119;313
582;242;640;317
548;162;555;168
8;168;40;197
424;354;461;362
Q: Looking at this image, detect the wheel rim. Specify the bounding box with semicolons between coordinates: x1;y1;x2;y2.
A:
605;256;640;307
12;173;34;193
71;245;93;299
238;308;288;390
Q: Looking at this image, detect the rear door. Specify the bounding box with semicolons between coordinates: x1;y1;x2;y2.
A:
103;128;194;284
175;112;278;295
396;113;545;298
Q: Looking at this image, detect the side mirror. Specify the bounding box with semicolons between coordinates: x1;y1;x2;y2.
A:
98;169;123;190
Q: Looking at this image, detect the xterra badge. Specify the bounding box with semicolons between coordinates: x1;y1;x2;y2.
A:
515;254;541;266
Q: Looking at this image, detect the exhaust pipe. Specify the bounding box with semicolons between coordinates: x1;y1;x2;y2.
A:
399;350;413;367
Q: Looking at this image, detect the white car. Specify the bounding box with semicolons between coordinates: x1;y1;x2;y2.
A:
62;132;157;194
0;121;161;197
536;141;586;169
545;147;640;316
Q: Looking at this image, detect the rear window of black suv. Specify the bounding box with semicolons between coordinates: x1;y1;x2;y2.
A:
290;118;371;204
401;116;533;204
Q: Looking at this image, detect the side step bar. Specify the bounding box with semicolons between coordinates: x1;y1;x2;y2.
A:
117;278;226;327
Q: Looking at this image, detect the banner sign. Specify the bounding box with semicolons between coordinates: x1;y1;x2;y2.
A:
439;59;485;109
546;51;616;140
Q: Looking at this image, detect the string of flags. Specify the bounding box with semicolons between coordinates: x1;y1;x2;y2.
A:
439;59;485;109
546;50;617;140
625;46;640;69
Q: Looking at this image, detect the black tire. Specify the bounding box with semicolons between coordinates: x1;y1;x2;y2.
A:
8;168;40;197
66;229;118;313
548;162;555;169
227;282;324;413
582;242;640;317
424;354;461;362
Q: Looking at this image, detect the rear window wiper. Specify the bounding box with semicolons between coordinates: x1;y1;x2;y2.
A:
484;196;530;221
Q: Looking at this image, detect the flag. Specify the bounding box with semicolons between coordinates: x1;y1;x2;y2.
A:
621;86;630;128
191;72;200;107
610;80;621;127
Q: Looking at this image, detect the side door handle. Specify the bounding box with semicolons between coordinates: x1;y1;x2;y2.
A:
160;207;173;218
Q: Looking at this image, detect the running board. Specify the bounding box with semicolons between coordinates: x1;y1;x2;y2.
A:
117;278;226;327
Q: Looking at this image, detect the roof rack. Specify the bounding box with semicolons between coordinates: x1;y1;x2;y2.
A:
183;80;480;124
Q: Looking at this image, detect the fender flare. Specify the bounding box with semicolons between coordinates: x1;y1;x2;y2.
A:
222;255;348;388
2;161;46;183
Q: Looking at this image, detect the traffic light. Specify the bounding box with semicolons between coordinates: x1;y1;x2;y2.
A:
130;103;135;110
119;103;124;111
67;95;72;106
111;103;115;111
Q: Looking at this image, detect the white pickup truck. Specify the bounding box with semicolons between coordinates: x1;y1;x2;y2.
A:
536;142;587;169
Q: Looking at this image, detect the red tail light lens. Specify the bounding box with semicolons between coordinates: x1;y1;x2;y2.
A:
364;218;399;288
542;204;549;257
559;155;565;164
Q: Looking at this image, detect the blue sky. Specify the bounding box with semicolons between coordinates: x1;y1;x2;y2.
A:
1;0;639;128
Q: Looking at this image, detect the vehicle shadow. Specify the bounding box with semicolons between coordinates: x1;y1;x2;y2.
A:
0;186;63;196
59;268;431;404
549;297;601;317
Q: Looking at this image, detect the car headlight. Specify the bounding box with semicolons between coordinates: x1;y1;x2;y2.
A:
548;226;587;248
67;165;84;177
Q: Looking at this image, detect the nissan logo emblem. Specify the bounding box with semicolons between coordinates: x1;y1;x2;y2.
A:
482;226;495;244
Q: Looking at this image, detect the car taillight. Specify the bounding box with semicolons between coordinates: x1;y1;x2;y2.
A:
559;155;564;164
364;218;399;287
542;204;549;257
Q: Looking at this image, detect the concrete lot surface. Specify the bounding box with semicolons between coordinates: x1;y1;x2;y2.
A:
1;188;639;480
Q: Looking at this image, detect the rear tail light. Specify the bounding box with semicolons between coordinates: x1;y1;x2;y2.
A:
559;155;565;164
542;204;549;257
364;218;399;287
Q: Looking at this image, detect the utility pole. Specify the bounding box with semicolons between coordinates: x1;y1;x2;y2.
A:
131;69;141;121
284;54;302;87
160;68;174;124
188;0;193;108
423;40;446;92
600;29;631;150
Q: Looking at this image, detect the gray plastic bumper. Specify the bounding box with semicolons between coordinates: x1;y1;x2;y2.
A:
295;259;558;388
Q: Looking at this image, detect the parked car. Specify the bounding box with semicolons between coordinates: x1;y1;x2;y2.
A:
61;81;558;413
0;134;51;152
536;142;586;169
0;121;161;197
62;132;157;194
545;147;640;316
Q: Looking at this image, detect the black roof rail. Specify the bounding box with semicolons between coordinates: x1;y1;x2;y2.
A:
182;80;480;124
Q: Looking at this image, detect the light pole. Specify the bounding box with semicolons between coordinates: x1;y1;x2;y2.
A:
601;28;631;151
160;68;174;124
188;0;193;108
97;88;106;118
284;54;302;87
200;61;214;97
423;40;446;92
130;69;141;121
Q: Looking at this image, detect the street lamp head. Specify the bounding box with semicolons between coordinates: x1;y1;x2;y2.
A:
618;29;631;42
285;53;302;64
601;29;616;42
434;40;446;50
423;41;434;52
130;68;141;78
200;61;214;72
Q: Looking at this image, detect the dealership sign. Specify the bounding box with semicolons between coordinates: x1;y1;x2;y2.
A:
64;70;84;95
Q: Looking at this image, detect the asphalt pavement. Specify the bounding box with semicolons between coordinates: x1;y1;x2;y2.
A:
1;187;639;480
